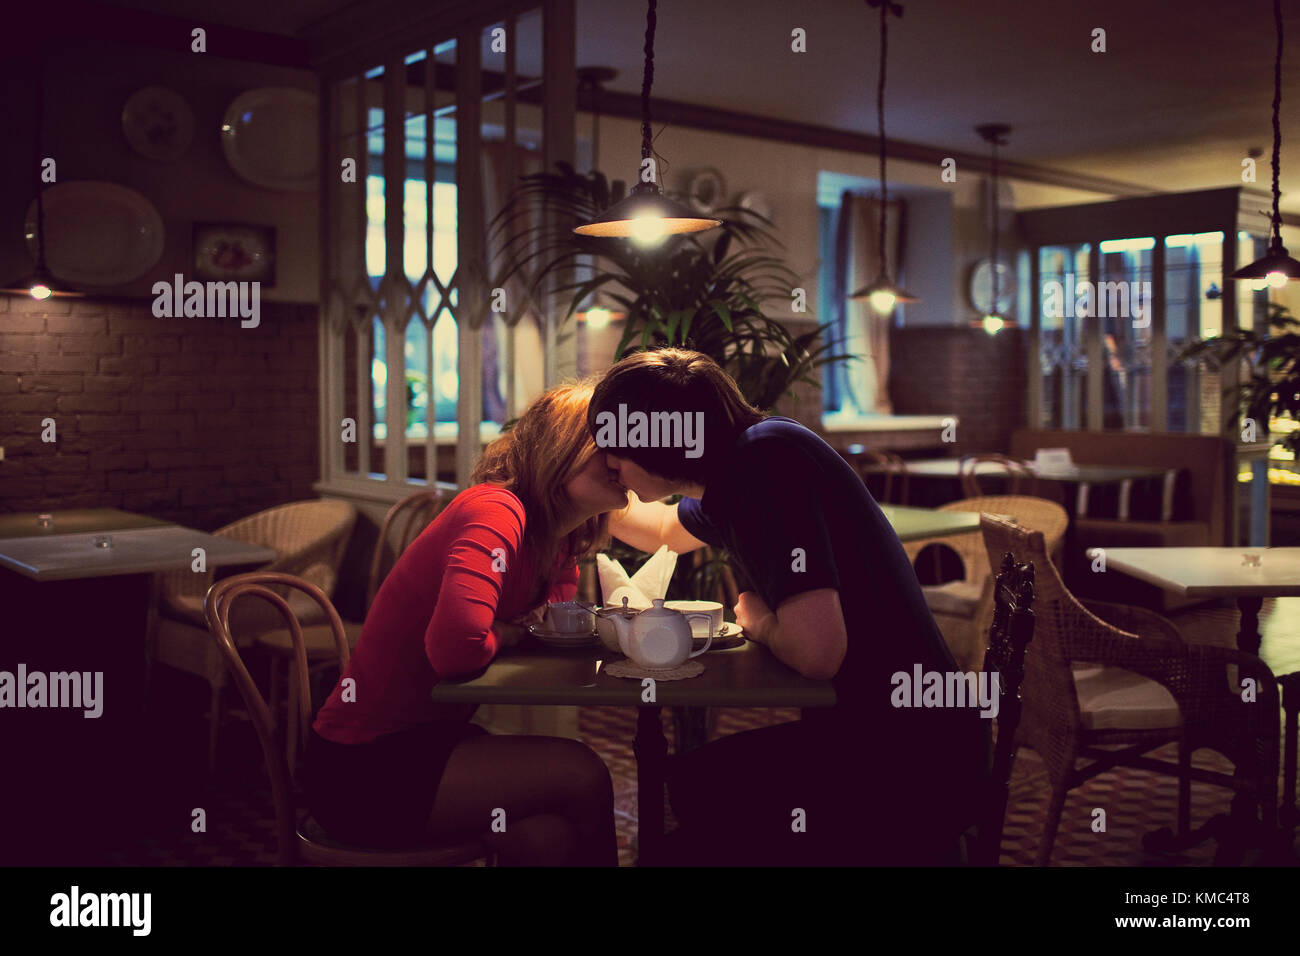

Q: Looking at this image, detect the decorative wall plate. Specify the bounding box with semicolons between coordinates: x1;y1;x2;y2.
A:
121;85;194;162
193;223;276;284
685;167;727;214
220;87;319;191
25;181;164;286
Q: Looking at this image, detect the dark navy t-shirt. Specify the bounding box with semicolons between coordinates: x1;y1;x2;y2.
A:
677;418;989;785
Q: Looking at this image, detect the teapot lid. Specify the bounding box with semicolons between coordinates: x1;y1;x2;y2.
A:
637;598;675;618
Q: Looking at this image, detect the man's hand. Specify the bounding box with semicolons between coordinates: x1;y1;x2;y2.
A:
734;591;776;645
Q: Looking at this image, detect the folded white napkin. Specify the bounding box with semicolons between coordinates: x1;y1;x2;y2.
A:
597;545;679;609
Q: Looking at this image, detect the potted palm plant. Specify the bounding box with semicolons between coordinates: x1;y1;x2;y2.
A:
488;161;850;412
1180;301;1300;456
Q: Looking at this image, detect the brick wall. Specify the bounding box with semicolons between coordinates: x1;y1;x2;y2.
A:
889;324;1027;456
0;294;319;532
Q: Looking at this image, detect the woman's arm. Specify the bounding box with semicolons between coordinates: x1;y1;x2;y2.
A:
422;495;525;677
608;492;709;554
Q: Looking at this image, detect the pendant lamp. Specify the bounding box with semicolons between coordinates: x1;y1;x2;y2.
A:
573;0;719;243
3;43;83;299
850;0;916;313
1232;0;1300;287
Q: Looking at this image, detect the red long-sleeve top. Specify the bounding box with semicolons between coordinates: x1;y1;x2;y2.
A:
313;484;578;745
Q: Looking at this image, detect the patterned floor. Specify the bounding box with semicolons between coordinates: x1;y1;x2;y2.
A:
103;598;1300;867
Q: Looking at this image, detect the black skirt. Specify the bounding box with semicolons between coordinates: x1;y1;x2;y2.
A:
303;720;489;848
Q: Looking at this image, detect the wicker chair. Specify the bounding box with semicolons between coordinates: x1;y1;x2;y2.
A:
903;496;1067;671
959;454;1035;498
978;514;1280;866
151;499;358;773
256;490;447;775
846;449;910;505
204;571;494;866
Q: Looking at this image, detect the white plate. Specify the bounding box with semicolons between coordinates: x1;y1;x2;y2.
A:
121;85;194;162
221;87;319;191
25;182;164;286
529;624;599;647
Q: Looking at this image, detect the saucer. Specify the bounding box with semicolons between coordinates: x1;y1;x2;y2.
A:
528;624;599;648
692;621;745;650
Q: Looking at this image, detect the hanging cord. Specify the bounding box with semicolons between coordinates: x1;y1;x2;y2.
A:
876;0;888;277
34;42;46;269
1269;0;1282;247
990;136;999;309
640;0;656;172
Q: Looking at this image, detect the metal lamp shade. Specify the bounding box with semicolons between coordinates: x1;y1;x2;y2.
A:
849;274;918;305
1231;243;1300;282
574;183;721;238
1;263;83;299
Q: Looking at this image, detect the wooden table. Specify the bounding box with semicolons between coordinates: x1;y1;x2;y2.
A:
1102;546;1300;845
431;640;835;864
0;509;275;864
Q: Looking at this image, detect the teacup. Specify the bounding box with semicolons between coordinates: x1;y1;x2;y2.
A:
545;601;595;634
665;600;723;638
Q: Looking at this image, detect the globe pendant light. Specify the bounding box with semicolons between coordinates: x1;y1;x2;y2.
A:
1232;0;1300;288
973;123;1012;334
3;44;83;299
850;0;916;313
573;0;720;244
575;66;626;326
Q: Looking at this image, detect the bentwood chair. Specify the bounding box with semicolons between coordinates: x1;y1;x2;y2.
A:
903;496;1066;671
965;551;1037;865
959;454;1035;498
848;449;911;505
204;571;495;866
152;499;358;773
254;490;447;772
978;514;1280;866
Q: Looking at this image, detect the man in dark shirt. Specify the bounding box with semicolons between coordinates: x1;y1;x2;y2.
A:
597;348;990;865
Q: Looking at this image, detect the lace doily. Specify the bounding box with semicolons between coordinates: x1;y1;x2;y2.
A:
603;659;705;681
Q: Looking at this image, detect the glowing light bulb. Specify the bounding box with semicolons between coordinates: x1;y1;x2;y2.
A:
629;212;666;246
584;307;611;329
1250;278;1269;291
1266;270;1288;289
982;314;1005;335
29;282;51;300
868;289;896;313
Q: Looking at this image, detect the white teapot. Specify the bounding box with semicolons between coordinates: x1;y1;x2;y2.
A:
609;598;713;669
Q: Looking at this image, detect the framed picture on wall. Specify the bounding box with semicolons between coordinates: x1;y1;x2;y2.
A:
193;222;276;285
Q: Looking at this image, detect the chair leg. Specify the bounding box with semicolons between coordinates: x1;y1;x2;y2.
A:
1177;741;1192;839
1036;787;1067;866
286;662;298;779
268;656;281;733
208;681;222;776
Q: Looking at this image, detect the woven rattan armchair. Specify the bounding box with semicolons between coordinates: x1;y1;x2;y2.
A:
152;499;358;773
903;496;1067;671
204;571;494;866
978;514;1280;865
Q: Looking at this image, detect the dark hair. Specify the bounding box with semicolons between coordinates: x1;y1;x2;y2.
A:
587;348;764;483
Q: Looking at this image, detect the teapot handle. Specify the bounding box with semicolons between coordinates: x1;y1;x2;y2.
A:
685;614;713;658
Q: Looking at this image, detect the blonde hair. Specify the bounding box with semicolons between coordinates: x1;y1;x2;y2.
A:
472;380;610;572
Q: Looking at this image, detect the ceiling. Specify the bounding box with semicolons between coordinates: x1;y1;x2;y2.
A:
99;0;1300;212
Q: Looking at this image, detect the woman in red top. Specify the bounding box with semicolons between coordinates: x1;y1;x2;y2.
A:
304;383;628;865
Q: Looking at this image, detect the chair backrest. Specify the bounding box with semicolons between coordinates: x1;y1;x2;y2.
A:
850;449;910;505
973;544;1036;865
959;454;1032;498
365;490;447;610
204;571;351;865
939;495;1069;577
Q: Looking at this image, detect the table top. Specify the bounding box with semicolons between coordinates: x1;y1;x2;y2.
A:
895;458;1168;484
1100;547;1300;598
881;504;981;541
0;525;277;581
430;639;836;708
0;508;172;540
